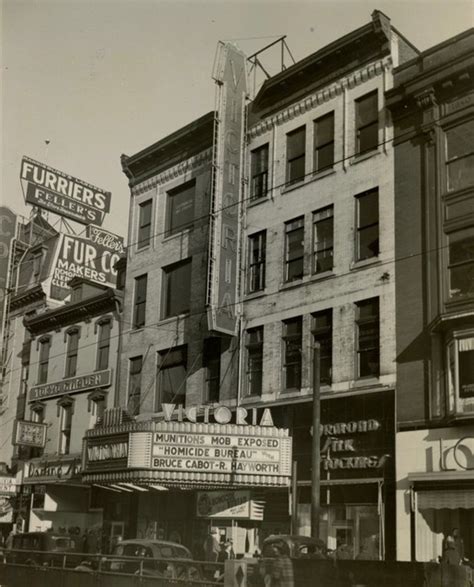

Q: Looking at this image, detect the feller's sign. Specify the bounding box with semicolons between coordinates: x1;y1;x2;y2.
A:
207;43;247;335
20;157;111;226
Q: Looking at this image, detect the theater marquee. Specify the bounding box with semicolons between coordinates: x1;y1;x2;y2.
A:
82;414;292;489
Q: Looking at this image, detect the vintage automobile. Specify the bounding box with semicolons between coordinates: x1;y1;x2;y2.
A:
5;532;76;567
107;538;206;580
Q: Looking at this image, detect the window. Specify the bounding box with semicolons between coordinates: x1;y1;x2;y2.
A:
250;144;269;200
133;274;147;329
314;112;334;172
96;319;111;370
128;356;142;416
312;206;334;273
166;180;195;236
89;392;106;427
283;317;302;389
246;327;263;396
37;337;51;384
446;119;474;192
58;399;73;455
448;229;474;298
312;309;332;385
156;347;187;410
356;298;379;378
286;126;306;185
137;200;152;248
248;231;266;293
65;329;79;378
285;217;305;282
162;259;192;319
31;402;45;424
447;335;474;416
203;339;221;403
355;91;378;154
356;188;379;261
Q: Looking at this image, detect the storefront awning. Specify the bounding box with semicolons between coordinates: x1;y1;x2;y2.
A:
417;489;474;510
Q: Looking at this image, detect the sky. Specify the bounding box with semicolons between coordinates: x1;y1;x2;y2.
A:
2;0;473;241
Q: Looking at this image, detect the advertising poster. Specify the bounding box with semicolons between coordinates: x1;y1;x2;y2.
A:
50;228;124;300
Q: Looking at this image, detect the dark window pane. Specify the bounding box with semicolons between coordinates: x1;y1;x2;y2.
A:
356;189;379;261
204;339;221;403
285;218;305;281
446;120;474;160
97;321;111;370
287;127;306;185
459;347;474;398
248;231;266;292
128;356;142;416
167;181;195;236
164;259;192;318
283;317;302;389
38;339;50;384
251;145;269;200
449;231;474;298
356;298;379;378
246;326;263;396
287;127;306;158
447;155;474;192
134;275;148;328
157;347;187;408
312;309;332;385
313;208;333;274
138;200;152;248
314;113;334;172
356;91;378;154
287;156;305;185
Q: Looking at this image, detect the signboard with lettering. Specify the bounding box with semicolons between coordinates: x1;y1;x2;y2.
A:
0;207;17;365
21;157;111;226
196;490;264;520
14;420;48;448
50;231;124;300
292;390;395;482
84;433;129;473
24;457;81;484
82;412;292;488
207;42;247;335
29;369;111;402
0;476;16;495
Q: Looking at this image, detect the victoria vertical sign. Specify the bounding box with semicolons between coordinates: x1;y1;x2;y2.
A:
207;43;247;335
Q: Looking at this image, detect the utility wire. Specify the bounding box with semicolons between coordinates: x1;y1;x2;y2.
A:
6;122;427;283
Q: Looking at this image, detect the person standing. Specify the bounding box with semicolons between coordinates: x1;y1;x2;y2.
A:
264;544;294;587
203;528;220;562
442;528;465;565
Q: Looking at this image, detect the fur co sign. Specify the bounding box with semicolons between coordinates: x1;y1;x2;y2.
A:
50;229;124;300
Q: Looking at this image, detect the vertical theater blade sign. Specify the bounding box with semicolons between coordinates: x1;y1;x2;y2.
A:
208;43;247;335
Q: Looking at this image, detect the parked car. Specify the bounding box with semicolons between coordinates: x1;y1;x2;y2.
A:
107;539;201;578
5;532;76;567
261;535;327;559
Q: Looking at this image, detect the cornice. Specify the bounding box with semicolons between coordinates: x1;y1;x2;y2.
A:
131;147;213;197
248;57;392;139
10;285;46;312
25;289;120;335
